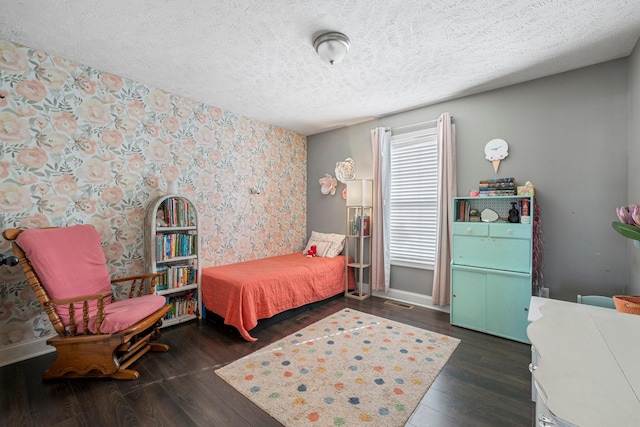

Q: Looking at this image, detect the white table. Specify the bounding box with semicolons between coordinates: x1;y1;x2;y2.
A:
527;296;640;426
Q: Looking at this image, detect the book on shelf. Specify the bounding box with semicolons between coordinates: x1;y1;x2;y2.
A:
160;198;193;228
457;200;471;222
164;293;197;319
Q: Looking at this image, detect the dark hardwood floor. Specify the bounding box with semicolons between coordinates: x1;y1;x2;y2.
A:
1;297;534;426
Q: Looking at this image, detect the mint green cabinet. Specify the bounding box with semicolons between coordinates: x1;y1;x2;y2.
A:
450;196;534;344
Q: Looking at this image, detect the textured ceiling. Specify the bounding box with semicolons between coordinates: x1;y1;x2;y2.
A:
1;1;639;136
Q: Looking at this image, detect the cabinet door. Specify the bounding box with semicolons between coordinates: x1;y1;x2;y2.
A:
486;272;531;343
451;268;486;331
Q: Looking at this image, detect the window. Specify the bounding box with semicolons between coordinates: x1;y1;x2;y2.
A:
389;127;438;269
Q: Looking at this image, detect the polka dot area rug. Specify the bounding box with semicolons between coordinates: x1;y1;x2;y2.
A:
215;308;460;426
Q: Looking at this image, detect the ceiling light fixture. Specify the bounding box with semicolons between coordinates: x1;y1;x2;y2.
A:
313;31;350;65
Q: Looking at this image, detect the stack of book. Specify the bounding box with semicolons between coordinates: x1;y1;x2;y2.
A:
479;178;516;196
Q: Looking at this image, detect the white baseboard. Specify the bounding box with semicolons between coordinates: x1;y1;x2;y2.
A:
373;288;450;313
0;335;55;367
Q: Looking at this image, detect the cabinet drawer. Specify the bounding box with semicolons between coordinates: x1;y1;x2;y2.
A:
452;222;488;236
452;235;531;272
489;223;532;239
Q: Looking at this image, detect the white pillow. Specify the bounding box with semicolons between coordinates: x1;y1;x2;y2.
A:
302;239;332;257
307;231;345;258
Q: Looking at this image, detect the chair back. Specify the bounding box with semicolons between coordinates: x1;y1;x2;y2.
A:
577;295;616;309
15;225;112;332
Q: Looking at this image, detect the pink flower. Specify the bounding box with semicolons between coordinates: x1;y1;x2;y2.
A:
19;213;50;228
0;161;10;179
146;89;171;113
145;140;170;163
51;111;78;135
74;137;97;155
79;98;112;126
144;175;160;189
76;198;97;214
144;122;159;137
52;174;78;197
16;147;48;169
75;76;96;95
126;153;146;172
182;138;197;154
18;173;38;185
52;56;78;73
100;73;124;91
16;104;36;117
126;207;145;226
319;174;338;195
126;99;146;120
174;106;192;122
34;117;48;129
35;67;68;89
100;130;124;148
0;183;31;213
197;126;216;147
0;111;30;143
101;186;124;204
163;165;180;182
162;116;180;133
78;157;112;184
209;106;223;120
617;206;639;225
38;195;69;218
0;90;8;107
174;154;191;170
115;117;139;135
0;40;28;73
236;117;251;135
15;79;47;101
37;132;69;153
103;242;124;261
115;226;139;245
115;172;138;191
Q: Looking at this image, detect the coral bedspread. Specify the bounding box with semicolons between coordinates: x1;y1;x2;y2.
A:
201;253;352;341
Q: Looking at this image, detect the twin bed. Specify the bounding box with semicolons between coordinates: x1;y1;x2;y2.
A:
201;252;353;341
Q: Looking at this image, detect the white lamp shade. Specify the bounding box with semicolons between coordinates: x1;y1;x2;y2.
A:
346;179;373;207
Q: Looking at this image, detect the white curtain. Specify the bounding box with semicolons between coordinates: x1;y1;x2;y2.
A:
432;113;456;305
371;127;391;292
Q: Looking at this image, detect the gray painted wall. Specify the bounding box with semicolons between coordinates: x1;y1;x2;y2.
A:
628;42;640;295
308;58;631;303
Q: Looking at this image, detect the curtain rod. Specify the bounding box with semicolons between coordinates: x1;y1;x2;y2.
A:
391;115;454;132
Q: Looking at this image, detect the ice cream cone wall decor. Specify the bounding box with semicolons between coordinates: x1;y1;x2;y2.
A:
484;139;509;173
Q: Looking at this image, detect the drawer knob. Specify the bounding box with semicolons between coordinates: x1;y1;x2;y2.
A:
466;227;472;232
507;228;513;234
529;363;537;373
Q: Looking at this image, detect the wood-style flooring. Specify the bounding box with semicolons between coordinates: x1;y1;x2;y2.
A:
1;296;533;426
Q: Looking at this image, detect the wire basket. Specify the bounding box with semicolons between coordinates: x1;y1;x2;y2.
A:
613;296;640;315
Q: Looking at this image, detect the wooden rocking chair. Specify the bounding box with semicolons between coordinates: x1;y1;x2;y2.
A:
3;225;171;380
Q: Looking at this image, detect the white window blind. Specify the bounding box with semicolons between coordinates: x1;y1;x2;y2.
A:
389;127;438;269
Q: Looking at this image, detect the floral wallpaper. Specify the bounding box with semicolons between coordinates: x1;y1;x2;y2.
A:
0;39;307;348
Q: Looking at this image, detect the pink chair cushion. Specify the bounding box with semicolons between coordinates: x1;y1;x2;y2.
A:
18;225;167;334
91;294;167;334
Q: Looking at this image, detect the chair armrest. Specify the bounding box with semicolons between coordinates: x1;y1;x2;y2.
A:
47;291;113;336
111;272;165;297
47;291;114;306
